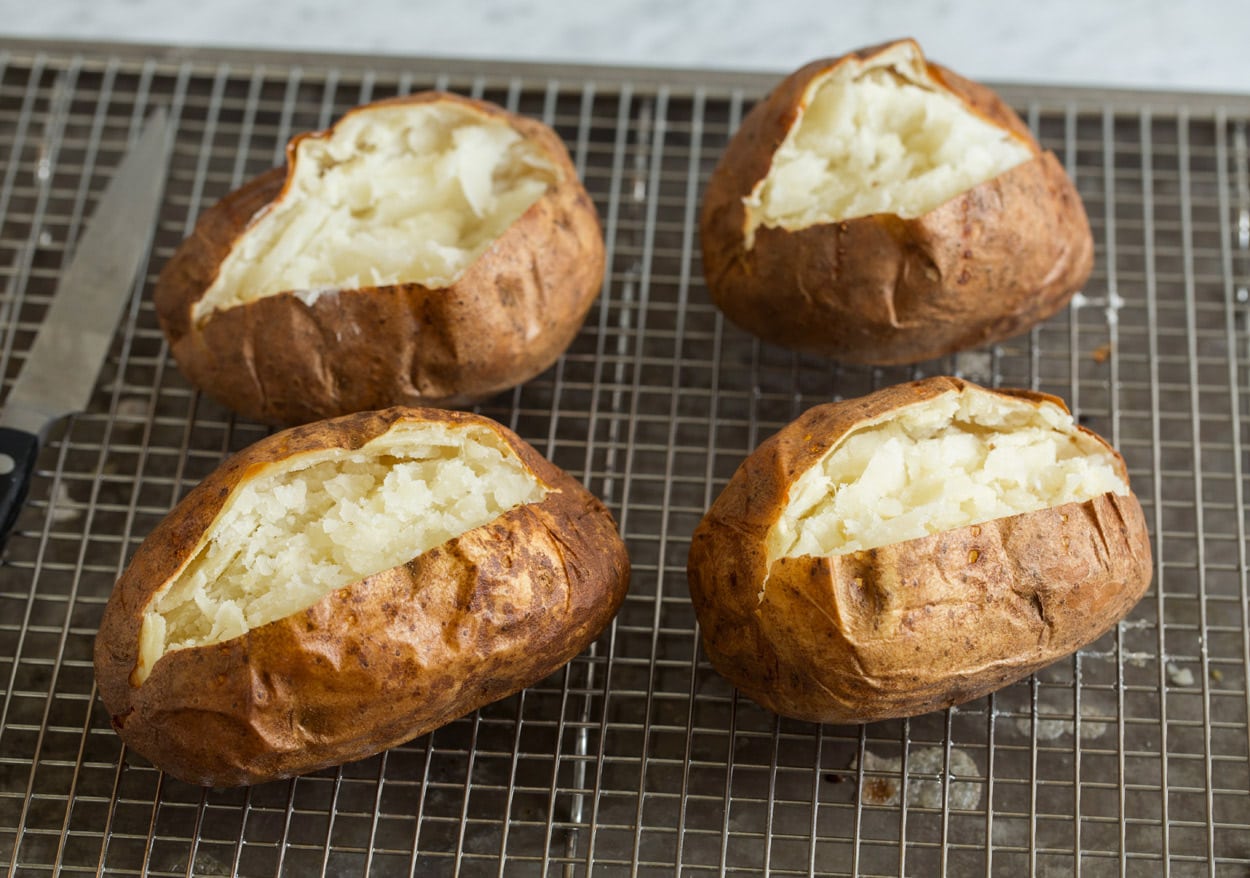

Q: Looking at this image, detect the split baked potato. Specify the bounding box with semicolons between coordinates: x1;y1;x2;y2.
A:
156;92;605;425
94;408;630;786
687;377;1151;724
700;39;1094;365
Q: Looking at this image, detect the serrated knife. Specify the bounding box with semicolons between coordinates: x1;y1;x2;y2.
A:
0;109;172;545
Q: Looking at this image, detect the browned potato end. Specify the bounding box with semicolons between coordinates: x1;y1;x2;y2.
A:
156;93;605;425
700;39;1094;364
94;408;630;786
687;377;1151;724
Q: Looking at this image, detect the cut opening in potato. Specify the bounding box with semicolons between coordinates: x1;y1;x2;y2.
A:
134;422;548;682
193;101;560;323
743;42;1032;246
766;387;1127;563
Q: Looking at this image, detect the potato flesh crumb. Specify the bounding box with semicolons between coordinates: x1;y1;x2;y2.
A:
135;423;547;682
744;42;1032;245
767;389;1128;562
192;103;558;322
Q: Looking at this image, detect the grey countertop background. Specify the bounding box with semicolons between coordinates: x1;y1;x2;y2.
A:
0;0;1245;93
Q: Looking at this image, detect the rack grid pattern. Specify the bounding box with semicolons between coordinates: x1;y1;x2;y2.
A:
0;42;1247;877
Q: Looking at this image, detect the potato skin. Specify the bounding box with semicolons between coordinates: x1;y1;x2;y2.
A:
93;408;630;786
687;377;1152;724
700;40;1094;365
156;92;605;426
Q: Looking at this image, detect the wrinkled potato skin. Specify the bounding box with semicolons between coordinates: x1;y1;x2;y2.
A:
94;408;630;786
687;377;1152;724
156;92;605;426
700;40;1094;365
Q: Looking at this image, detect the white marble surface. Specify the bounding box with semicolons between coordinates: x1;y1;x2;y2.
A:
1;0;1246;93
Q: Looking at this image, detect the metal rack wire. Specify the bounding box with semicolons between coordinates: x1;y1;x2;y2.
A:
0;39;1247;877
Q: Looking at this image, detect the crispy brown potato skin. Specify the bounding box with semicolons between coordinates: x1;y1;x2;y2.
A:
94;408;630;786
687;377;1152;724
700;40;1094;365
156;92;605;426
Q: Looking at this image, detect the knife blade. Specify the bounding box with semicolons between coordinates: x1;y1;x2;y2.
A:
0;109;173;545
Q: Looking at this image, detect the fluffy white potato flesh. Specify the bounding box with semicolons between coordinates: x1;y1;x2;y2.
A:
135;422;548;682
744;42;1032;245
193;102;559;322
767;388;1128;563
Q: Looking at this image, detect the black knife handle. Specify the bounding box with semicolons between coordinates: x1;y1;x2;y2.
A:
0;427;39;548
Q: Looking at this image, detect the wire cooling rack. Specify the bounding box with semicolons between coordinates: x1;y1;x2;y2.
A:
0;39;1247;877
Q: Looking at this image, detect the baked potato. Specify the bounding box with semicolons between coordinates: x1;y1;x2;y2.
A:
94;407;630;786
700;39;1094;365
687;377;1151;724
156;92;605;425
